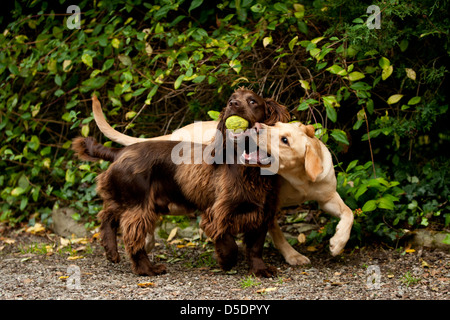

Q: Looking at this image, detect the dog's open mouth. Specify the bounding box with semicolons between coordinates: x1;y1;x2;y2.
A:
240;149;273;166
240;137;273;166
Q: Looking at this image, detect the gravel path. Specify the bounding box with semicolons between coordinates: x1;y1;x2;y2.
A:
1;227;449;301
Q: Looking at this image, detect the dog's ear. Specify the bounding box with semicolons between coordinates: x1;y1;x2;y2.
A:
293;122;315;138
304;141;323;182
302;124;315;138
264;98;291;125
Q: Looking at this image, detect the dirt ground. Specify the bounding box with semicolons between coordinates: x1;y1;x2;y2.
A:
1;225;449;302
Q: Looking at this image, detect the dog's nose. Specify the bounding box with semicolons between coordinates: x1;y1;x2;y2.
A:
229;99;240;109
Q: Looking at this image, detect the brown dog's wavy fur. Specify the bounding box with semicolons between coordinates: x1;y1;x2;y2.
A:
73;89;287;277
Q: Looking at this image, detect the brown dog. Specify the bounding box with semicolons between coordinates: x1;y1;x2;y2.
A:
91;91;335;265
73;89;289;277
249;122;354;263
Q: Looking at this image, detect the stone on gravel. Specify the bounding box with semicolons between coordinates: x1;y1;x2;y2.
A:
51;207;89;238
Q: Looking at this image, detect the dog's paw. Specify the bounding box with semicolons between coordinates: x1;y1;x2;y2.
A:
285;252;311;266
133;263;167;276
152;263;167;275
250;265;278;278
329;235;347;256
105;250;120;263
217;254;238;271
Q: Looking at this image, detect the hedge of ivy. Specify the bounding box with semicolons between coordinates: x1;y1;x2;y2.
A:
1;0;449;245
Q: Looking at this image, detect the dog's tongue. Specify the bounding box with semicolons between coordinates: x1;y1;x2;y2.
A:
243;150;258;162
242;150;272;165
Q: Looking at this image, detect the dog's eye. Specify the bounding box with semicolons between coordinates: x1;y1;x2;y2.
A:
249;99;256;105
281;137;289;145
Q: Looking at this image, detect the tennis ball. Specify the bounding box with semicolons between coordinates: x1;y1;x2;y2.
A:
225;115;249;132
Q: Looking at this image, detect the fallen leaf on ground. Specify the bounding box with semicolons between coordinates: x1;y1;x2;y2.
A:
307;246;318;252
25;223;45;234
60;237;70;246
420;259;431;268
256;287;277;294
137;282;155;288
0;238;16;244
167;227;178;242
45;245;54;255
297;233;306;244
67;255;84;260
70;237;89;244
405;249;415;254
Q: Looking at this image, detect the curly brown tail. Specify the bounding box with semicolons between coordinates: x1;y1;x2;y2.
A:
72;137;122;162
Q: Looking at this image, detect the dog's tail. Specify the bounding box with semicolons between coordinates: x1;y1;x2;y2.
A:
72;137;122;162
92;95;149;146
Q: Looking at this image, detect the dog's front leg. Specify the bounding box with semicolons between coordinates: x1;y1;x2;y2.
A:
319;192;354;256
268;219;311;265
214;233;238;271
244;226;277;278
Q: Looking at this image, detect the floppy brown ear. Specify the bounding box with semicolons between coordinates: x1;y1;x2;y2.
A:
304;142;323;182
264;98;291;125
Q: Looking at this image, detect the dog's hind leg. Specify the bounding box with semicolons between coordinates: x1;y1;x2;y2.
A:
269;220;311;265
319;192;354;256
98;208;121;263
121;207;166;276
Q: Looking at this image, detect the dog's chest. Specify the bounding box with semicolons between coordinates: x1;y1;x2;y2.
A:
225;168;275;205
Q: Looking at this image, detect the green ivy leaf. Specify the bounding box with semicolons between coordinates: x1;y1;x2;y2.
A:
379;57;390;70
125;111;137;120
378;197;396;210
65;169;75;184
382;65;393;80
346;71;365;81
387;94;403;105
407;96;421;105
174;75;185;89
325;105;337;123
330;129;349;145
81;53;93;68
327;64;345;75
299;80;310;90
189;0;204;13
362;200;377;212
81;125;90;137
229;60;242;74
289;36;298;52
207;110;220;120
118;54;132;66
11;187;25;197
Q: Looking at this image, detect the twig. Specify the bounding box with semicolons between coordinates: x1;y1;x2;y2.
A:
363;106;377;178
